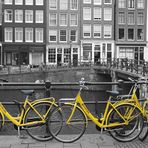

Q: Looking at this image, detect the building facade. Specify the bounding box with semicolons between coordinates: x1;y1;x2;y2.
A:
115;0;147;63
80;0;115;64
2;0;46;66
46;0;80;66
0;0;148;66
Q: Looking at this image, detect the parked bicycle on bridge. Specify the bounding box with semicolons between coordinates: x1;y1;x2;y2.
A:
48;78;143;143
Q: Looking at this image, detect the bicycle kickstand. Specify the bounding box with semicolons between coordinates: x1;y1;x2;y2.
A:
17;126;21;138
99;128;105;142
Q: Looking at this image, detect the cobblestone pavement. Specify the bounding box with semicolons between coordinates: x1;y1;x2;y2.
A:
0;134;148;148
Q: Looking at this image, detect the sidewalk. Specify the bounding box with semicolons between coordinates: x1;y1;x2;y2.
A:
0;134;148;148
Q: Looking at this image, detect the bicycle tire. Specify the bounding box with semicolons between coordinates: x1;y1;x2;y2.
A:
24;102;55;141
107;104;143;142
48;104;87;143
138;120;148;141
0;113;3;131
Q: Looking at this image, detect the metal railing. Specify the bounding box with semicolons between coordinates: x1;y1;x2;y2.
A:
0;58;147;77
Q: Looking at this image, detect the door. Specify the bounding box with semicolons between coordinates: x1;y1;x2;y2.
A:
73;54;78;67
57;54;62;66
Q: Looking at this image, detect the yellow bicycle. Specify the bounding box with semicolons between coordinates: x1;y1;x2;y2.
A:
48;78;143;143
0;90;57;141
118;77;148;141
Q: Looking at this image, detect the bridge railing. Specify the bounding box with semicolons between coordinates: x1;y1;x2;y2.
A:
0;58;147;76
0;81;147;118
95;58;148;77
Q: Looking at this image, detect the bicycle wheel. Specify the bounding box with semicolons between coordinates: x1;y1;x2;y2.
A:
48;104;87;143
24;102;55;141
138;119;148;141
107;104;143;142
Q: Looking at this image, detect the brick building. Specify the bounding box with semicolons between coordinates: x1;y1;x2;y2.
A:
115;0;147;63
2;0;46;66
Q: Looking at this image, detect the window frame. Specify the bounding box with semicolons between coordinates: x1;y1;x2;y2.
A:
15;27;23;42
25;28;33;42
35;10;43;23
4;9;13;23
83;7;91;20
83;24;91;38
15;10;23;23
59;30;67;42
25;10;33;23
59;13;68;26
5;27;13;42
49;13;57;26
49;0;57;10
104;25;112;38
70;14;78;26
49;30;57;42
35;28;43;43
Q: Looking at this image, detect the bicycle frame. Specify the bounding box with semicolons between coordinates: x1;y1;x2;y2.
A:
0;97;57;127
65;89;131;129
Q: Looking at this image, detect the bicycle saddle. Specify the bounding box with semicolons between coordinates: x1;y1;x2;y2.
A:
106;90;119;97
21;90;34;96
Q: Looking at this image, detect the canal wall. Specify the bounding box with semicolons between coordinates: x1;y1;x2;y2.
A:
0;67;111;83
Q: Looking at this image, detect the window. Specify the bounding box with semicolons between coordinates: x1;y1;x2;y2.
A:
128;0;135;9
5;28;13;42
4;9;13;22
35;11;43;23
15;10;23;23
49;0;57;9
137;29;144;40
60;30;67;42
118;12;125;24
64;48;71;63
25;10;33;23
70;30;77;42
128;12;134;24
128;28;134;40
25;28;33;42
48;48;56;63
60;0;68;10
49;30;57;42
118;0;126;8
35;28;43;42
70;14;77;26
83;8;91;20
104;8;112;21
70;0;78;10
137;0;144;8
15;28;23;42
83;0;91;3
36;0;43;5
49;13;57;26
94;24;101;38
137;12;144;25
119;47;134;59
119;28;124;40
104;0;112;4
60;14;67;26
104;25;112;38
4;0;12;4
94;0;102;5
83;44;92;60
94;7;102;20
83;24;91;38
25;0;33;5
15;0;23;5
